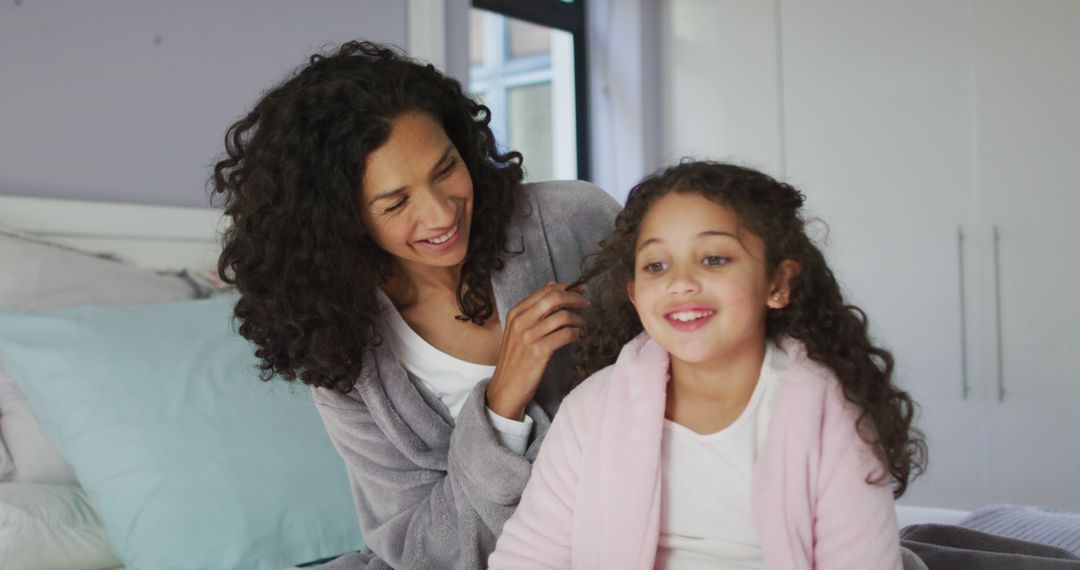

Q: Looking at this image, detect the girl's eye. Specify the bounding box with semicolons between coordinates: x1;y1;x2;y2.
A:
643;261;667;273
703;255;730;267
384;197;408;213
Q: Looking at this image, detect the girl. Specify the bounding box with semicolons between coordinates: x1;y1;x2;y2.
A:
489;161;926;569
213;41;619;569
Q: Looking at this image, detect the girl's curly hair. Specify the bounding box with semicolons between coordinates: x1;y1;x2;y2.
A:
574;160;927;497
212;41;523;393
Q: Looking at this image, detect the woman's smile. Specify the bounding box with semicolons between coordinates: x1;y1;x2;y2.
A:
415;217;462;251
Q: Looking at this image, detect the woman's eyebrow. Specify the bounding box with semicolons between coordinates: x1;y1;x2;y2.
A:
368;146;455;206
429;145;455;174
369;187;406;206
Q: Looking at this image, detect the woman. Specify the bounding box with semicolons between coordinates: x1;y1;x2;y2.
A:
212;41;619;569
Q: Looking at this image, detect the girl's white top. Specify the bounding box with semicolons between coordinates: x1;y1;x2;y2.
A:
380;303;533;455
655;341;788;570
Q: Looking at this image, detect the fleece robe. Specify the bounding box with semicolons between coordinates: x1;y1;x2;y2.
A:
313;180;620;569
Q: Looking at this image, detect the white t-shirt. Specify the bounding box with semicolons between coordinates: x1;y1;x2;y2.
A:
655;341;788;570
379;301;534;455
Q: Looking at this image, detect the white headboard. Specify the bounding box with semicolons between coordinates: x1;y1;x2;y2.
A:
0;195;224;271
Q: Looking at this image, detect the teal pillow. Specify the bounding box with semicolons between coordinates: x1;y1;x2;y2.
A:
0;295;362;570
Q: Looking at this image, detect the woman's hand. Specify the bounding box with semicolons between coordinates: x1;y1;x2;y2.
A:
486;282;588;421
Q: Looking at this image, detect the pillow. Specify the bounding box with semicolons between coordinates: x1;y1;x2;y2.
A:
0;434;11;482
0;227;196;311
0;228;199;484
0;295;364;570
0;482;122;570
0;368;77;483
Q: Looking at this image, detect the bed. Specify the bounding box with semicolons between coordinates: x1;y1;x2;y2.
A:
0;195;363;570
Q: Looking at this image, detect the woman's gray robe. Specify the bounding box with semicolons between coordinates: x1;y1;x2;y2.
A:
312;181;620;569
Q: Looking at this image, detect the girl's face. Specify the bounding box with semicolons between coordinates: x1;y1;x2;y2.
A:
359;111;474;274
628;192;793;369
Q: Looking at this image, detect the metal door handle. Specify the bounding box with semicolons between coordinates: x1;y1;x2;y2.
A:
958;228;969;400
993;225;1005;402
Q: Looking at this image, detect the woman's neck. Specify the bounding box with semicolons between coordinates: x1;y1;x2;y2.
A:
381;261;462;311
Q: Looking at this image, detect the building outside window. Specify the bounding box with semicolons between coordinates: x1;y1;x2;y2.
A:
469;1;588;182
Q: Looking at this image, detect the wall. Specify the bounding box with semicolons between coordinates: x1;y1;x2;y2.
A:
588;0;662;203
0;0;406;208
659;0;783;177
659;0;1080;510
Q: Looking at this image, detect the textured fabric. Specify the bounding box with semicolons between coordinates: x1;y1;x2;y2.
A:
961;505;1080;558
0;432;10;481
485;408;534;456
0;227;195;312
312;181;620;569
490;334;902;570
655;341;786;569
378;291;532;454
901;546;929;570
0;229;198;485
378;292;498;418
0;368;78;484
901;523;1080;569
0;482;122;570
0;295;364;570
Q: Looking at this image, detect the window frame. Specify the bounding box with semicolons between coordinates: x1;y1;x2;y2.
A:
472;0;591;181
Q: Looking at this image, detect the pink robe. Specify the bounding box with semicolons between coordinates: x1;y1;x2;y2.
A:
490;333;902;570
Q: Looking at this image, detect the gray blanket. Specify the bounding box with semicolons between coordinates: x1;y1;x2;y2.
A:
311;181;620;569
962;505;1080;558
901;523;1080;569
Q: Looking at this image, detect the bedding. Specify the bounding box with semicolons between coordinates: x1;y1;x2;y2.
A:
896;505;971;528
0;227;201;484
0;294;363;569
0;424;10;481
962;505;1080;558
0;482;121;570
0;368;78;483
0;226;196;311
900;523;1080;569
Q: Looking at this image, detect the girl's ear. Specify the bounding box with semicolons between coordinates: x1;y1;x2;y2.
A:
767;259;802;309
627;281;637;307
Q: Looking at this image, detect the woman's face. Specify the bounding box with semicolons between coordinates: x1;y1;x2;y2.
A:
359;111;474;274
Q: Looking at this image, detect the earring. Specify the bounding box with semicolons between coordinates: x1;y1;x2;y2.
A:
772;293;781;301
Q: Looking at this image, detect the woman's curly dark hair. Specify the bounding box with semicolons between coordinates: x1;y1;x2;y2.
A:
574;160;927;497
212;41;524;393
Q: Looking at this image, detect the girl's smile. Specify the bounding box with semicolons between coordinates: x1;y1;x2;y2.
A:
663;305;716;331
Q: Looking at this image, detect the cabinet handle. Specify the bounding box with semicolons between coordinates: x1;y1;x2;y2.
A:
993;225;1005;402
957;228;969;400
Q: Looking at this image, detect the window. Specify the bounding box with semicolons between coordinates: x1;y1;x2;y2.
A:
470;0;590;181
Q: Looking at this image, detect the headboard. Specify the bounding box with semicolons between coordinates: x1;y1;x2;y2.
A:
0;195;223;271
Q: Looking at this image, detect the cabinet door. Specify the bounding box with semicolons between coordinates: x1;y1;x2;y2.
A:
975;1;1080;511
781;0;986;508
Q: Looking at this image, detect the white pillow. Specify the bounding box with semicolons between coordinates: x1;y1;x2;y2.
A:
0;482;122;570
0;228;195;311
0;367;77;484
0;428;11;482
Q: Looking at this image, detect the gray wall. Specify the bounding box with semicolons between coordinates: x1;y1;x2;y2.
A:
0;0;406;208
